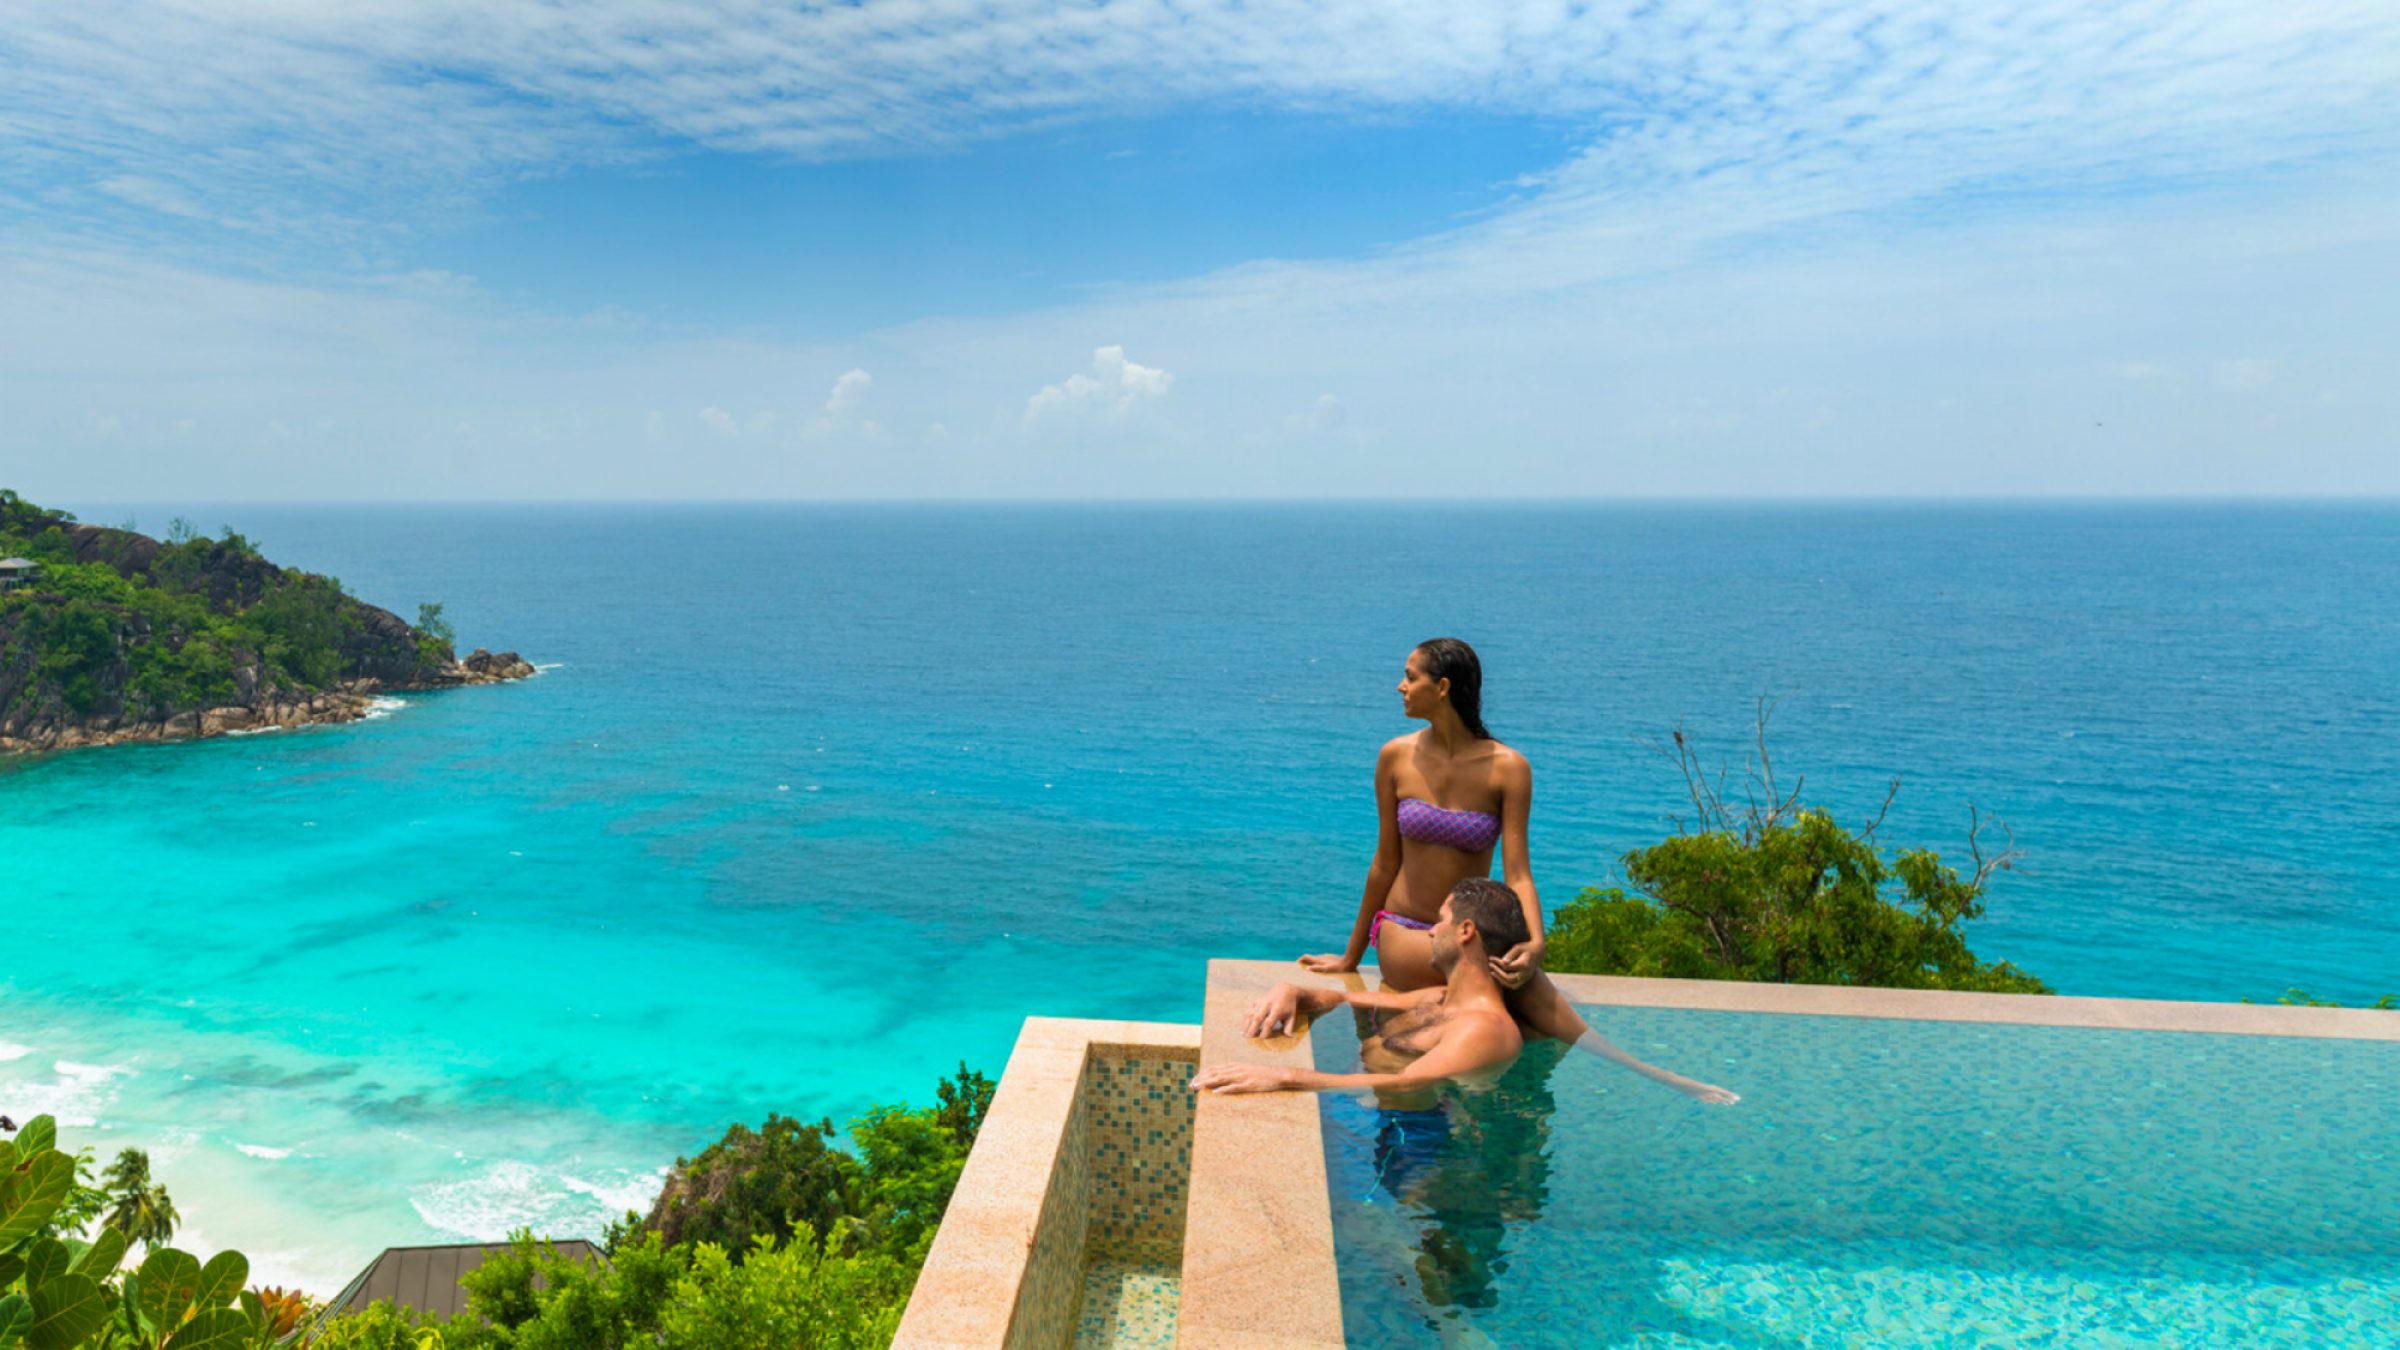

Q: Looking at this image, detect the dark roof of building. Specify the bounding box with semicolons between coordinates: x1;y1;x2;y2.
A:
324;1239;602;1322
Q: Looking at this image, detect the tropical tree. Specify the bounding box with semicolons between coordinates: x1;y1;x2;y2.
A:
1546;705;2051;995
99;1149;179;1251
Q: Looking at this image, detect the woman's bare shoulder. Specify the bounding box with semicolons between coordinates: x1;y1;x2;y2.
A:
1488;741;1532;781
1378;732;1420;762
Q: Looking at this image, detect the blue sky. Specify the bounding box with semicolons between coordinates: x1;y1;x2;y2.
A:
0;0;2394;500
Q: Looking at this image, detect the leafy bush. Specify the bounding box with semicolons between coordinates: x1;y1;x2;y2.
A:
1546;712;2051;995
315;1063;996;1348
2246;989;2398;1009
0;1114;278;1350
640;1115;859;1257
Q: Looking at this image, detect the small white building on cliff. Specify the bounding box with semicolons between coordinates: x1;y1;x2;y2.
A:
0;558;39;591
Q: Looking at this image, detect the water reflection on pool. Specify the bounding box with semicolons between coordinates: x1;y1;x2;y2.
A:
1315;1004;2400;1348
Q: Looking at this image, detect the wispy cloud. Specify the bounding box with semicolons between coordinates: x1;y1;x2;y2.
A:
1;2;2395;499
5;0;2394;257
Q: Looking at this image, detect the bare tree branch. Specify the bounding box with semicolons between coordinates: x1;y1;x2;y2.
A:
1966;802;2022;891
1859;776;1903;841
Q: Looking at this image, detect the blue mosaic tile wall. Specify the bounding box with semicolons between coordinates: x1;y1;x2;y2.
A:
1006;1047;1199;1350
1082;1049;1199;1260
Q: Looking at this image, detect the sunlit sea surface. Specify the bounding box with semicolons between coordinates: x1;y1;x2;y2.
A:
3;502;2394;1292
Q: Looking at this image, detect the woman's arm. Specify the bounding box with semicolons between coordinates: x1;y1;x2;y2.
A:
1303;740;1405;973
1490;750;1546;987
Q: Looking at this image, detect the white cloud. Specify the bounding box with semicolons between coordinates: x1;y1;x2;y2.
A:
700;407;779;437
824;368;871;418
2213;358;2277;393
1023;345;1174;427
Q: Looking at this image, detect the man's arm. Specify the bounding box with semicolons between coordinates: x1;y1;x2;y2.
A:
1242;980;1442;1038
1191;1013;1519;1095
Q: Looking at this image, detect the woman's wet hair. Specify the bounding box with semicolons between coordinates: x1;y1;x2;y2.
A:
1414;637;1491;740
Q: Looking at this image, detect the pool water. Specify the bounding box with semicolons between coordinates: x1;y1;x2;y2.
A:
1314;1006;2400;1347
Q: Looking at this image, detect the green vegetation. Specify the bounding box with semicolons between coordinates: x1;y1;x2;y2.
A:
1;1114;269;1350
2;1064;994;1349
1546;712;2051;994
95;1154;177;1254
0;489;454;734
2246;989;2398;1010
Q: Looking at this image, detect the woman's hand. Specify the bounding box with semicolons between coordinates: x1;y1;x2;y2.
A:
1299;952;1358;974
1488;938;1546;989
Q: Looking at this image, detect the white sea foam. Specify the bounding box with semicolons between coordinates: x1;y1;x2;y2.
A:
235;1142;294;1160
0;1041;32;1062
225;724;287;737
533;663;564;673
4;1059;133;1127
360;696;408;721
411;1160;665;1242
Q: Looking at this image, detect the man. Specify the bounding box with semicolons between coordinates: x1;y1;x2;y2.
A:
1190;878;1531;1095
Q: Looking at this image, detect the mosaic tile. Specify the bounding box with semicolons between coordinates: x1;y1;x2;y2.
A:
1005;1049;1196;1350
1005;1087;1091;1350
1071;1258;1182;1350
1081;1050;1198;1253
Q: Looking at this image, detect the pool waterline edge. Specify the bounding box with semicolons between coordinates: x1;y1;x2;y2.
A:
901;962;2400;1348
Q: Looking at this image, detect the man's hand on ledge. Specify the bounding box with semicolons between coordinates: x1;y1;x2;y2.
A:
1244;980;1351;1037
1189;1063;1295;1095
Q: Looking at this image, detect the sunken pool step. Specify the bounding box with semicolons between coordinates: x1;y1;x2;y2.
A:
1072;1257;1181;1349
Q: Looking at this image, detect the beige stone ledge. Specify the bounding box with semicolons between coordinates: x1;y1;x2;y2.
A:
895;1016;1200;1350
1177;960;1348;1350
1536;968;2400;1039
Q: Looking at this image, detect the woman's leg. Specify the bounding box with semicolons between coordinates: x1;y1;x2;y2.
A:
1506;971;1740;1105
1501;969;1592;1042
1372;923;1442;992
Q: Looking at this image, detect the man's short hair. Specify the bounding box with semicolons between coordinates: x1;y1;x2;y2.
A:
1448;877;1530;955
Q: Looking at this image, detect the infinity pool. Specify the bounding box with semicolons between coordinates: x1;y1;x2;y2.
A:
1313;1005;2400;1347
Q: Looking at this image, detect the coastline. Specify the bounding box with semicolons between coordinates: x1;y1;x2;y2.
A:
0;649;536;757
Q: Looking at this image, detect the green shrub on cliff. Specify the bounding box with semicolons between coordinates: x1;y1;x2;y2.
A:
313;1064;995;1349
1547;714;2051;995
628;1062;991;1266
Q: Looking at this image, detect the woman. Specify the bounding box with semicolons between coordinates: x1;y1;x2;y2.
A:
1302;638;1737;1105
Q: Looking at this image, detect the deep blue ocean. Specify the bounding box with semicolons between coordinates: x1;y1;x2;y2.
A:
3;502;2395;1290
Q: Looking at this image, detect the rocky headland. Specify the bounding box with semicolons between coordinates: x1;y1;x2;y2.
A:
0;490;535;755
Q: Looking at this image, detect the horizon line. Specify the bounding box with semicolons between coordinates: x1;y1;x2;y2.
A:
27;492;2400;511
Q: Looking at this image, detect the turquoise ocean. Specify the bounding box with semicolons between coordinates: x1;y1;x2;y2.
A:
3;502;2395;1293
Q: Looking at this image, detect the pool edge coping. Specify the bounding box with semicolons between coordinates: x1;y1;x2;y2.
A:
1177;960;1351;1349
1533;969;2400;1039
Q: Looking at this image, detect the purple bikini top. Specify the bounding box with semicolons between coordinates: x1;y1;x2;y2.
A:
1397;797;1502;852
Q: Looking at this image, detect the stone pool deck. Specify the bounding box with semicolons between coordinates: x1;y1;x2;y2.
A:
896;960;2400;1348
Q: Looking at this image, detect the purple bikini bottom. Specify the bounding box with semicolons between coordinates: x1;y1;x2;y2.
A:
1368;909;1434;947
